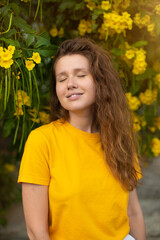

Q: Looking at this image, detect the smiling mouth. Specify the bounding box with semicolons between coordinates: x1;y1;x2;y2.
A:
67;93;83;98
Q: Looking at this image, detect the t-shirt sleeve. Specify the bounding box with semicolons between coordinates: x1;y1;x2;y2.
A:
17;129;50;185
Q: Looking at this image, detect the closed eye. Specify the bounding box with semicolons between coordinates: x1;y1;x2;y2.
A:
77;75;86;78
59;78;67;82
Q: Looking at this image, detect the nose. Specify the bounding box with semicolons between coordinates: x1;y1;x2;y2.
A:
67;75;78;89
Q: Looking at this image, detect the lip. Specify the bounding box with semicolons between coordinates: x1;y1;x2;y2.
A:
66;92;83;98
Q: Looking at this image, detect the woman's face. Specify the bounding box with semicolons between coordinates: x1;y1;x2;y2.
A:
55;54;96;116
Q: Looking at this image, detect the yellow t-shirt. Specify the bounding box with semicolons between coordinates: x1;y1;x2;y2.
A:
18;118;135;240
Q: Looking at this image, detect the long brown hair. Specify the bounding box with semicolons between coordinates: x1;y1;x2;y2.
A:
50;37;141;191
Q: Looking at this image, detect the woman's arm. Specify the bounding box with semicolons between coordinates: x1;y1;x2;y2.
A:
22;183;50;240
127;188;146;240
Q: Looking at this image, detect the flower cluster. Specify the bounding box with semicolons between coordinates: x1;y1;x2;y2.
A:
132;113;141;132
113;0;130;11
101;1;111;11
84;0;97;11
25;52;41;71
14;90;30;118
139;89;157;105
125;92;141;111
132;49;147;75
155;4;160;15
154;74;160;88
103;11;133;35
20;0;30;2
39;111;50;124
150;138;160;156
49;26;64;38
154;116;160;130
134;13;155;35
0;45;15;69
4;163;15;173
78;19;92;36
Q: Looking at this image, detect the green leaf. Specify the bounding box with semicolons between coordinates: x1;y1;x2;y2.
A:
3;119;15;138
13;17;36;34
0;6;10;18
2;28;16;38
75;2;85;10
13;50;21;58
26;34;35;47
92;9;104;20
34;33;51;48
58;1;75;12
135;68;155;81
10;3;20;16
0;37;20;47
131;41;148;48
35;45;58;57
111;48;125;56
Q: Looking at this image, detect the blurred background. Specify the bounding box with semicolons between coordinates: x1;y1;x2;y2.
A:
0;0;160;239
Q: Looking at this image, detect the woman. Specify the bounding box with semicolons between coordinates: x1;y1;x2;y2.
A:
18;38;146;240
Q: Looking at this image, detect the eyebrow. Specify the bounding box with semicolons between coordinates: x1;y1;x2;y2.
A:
56;68;88;77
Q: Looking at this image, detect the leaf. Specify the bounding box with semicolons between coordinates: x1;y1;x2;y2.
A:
130;81;142;95
13;17;36;34
2;29;16;38
111;48;125;56
131;41;148;48
75;2;85;10
3;119;15;138
0;6;10;18
92;9;104;20
35;45;58;57
13;50;21;58
34;33;51;48
26;34;35;47
135;68;156;81
10;3;20;16
58;1;75;12
0;37;20;47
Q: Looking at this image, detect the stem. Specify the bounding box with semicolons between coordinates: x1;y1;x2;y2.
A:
7;68;11;103
29;71;32;106
0;12;13;34
13;117;20;145
34;0;41;21
4;71;8;111
40;0;43;22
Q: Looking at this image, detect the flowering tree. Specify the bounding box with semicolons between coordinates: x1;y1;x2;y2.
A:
0;0;160;224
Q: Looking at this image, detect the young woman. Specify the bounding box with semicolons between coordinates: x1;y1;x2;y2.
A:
18;38;146;240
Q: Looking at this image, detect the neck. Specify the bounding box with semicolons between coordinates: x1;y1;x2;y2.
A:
68;111;98;133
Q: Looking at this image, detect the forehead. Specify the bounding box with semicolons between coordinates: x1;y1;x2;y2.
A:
55;54;90;74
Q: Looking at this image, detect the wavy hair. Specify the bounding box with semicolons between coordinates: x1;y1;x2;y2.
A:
50;37;141;191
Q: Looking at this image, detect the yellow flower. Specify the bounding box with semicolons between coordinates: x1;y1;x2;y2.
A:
103;11;133;35
4;163;15;173
8;45;15;55
1;49;13;61
150;138;160;156
154;116;160;130
58;27;64;38
139;89;157;105
132;49;147;75
0;47;3;54
132;114;141;132
39;111;50;124
14;107;24;117
0;58;13;69
154;74;160;88
78;19;92;36
15;90;30;107
101;1;111;11
25;60;35;71
148;126;156;133
32;52;41;64
134;13;150;29
49;26;58;37
155;4;160;15
86;1;96;11
147;23;155;33
125;49;135;59
125;92;141;111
